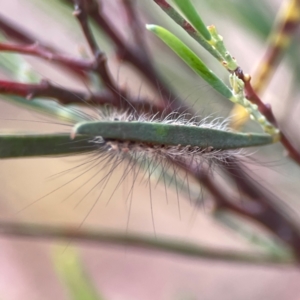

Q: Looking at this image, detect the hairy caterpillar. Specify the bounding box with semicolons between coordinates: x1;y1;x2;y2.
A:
0;77;280;237
58;108;267;228
68;108;243;168
2;105;263;231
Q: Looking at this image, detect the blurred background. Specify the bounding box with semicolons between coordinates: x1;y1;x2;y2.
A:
1;0;300;299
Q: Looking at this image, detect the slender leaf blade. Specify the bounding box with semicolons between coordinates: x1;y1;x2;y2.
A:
54;247;104;300
146;24;233;100
0;133;99;158
173;0;211;40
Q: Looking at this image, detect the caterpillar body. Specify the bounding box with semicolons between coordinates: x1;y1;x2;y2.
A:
70;109;271;167
1;107;271;232
73;120;272;149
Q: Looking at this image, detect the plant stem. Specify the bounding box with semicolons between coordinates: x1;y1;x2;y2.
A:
0;221;294;265
0;79;161;113
236;68;300;165
252;0;300;94
0;13;86;78
0;42;94;71
73;0;125;100
78;0;190;113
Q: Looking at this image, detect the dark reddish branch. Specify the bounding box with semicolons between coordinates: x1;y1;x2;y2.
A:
0;14;35;44
0;79;108;104
253;2;300;93
0;0;134;110
176;160;263;217
179;159;300;259
0;1;188;114
73;0;126;100
82;0;190;113
154;0;195;32
0;42;95;71
196;170;262;217
121;0;148;52
280;134;300;165
236;68;278;126
73;0;99;55
235;68;300;165
153;0;171;9
0;79;162;113
0;14;87;78
223;158;300;258
0;40;142;112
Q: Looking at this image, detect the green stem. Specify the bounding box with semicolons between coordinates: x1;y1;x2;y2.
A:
0;221;295;265
0;134;98;158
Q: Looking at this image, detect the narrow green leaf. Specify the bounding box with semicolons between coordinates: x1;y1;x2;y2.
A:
74;121;274;149
0;133;99;158
173;0;211;40
146;24;233;99
152;0;223;61
54;247;104;300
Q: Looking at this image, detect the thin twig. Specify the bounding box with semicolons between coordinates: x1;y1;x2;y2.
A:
176;156;300;260
0;42;94;71
235;68;300;165
0;41;162;113
230;0;300;130
121;0;148;52
0;79;161;113
0;13;37;44
73;0;126;100
223;157;300;258
252;0;300;94
78;0;190;113
73;0;100;56
0;221;294;265
202;165;300;259
0;13;86;78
